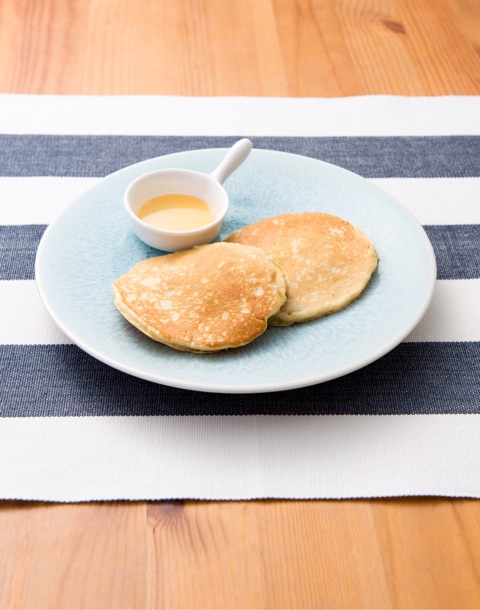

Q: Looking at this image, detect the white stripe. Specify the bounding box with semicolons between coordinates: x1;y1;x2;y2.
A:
0;281;72;345
1;94;479;136
1;279;479;345
0;178;98;224
2;176;480;226
369;178;480;225
405;279;480;342
0;415;478;501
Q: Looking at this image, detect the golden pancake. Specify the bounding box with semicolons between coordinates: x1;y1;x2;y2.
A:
113;242;287;352
225;212;378;326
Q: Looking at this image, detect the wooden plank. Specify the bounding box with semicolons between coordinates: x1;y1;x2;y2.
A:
1;0;479;95
0;501;148;609
1;500;479;608
372;498;480;609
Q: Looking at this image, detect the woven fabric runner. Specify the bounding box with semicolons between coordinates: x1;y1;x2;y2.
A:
0;95;479;501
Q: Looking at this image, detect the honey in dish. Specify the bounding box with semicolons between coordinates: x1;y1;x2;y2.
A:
138;194;216;232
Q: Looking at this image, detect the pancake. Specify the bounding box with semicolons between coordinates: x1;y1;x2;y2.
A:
225;212;378;326
113;242;287;352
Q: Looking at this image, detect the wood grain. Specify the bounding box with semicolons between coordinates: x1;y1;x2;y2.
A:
1;499;480;609
1;0;480;608
0;0;479;95
372;498;480;609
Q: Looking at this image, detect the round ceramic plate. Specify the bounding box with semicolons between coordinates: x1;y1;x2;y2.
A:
36;148;436;393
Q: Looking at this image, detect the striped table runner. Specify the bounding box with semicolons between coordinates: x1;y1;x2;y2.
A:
0;95;479;501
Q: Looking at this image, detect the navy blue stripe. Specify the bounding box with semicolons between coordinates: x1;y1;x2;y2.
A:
0;343;479;417
0;135;479;178
2;224;479;281
0;225;46;280
424;225;480;280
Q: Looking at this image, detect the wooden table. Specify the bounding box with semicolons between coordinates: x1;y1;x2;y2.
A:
1;1;479;608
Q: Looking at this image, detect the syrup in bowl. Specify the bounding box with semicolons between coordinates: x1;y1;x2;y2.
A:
137;194;216;232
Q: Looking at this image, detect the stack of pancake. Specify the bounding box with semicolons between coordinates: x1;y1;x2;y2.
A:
113;212;378;352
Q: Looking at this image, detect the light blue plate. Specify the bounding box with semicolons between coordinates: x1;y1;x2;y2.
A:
35;148;436;393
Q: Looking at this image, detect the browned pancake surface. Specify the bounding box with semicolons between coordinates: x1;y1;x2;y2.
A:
225;212;378;325
113;242;287;352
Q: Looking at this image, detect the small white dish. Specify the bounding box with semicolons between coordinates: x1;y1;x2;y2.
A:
124;138;252;251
